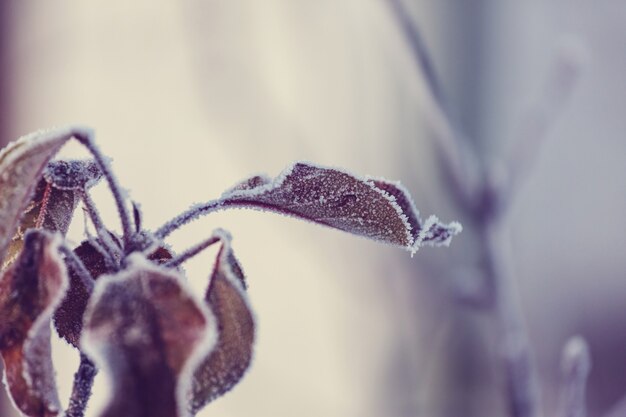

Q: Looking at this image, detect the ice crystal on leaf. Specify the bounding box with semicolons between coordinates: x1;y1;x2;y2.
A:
0;127;460;417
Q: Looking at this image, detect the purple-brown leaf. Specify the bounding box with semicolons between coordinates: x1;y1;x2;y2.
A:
0;230;68;417
220;162;461;254
0;127;79;267
53;240;111;347
1;170;92;271
81;255;215;417
368;179;462;248
191;230;254;412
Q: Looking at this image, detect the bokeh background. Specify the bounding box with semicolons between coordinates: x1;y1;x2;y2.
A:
1;1;626;417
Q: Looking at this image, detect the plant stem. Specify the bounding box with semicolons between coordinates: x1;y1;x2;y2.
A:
79;188;121;262
155;199;223;239
164;235;221;268
65;354;97;417
72;128;133;247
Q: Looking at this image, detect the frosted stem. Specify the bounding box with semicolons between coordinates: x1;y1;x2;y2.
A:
164;235;221;268
59;244;94;293
559;337;591;417
71;128;133;247
155;199;223;239
65;354;97;417
79;188;121;261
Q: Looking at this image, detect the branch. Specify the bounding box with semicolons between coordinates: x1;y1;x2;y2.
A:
164;235;221;268
79;188;121;264
71;127;134;247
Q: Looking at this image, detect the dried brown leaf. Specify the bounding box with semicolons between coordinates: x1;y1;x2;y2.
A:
0;230;68;417
81;255;215;417
0;127;83;268
190;230;254;412
2;179;83;271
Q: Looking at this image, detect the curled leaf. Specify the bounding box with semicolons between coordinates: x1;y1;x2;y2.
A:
368;179;462;249
81;255;215;417
0;230;68;417
1;172;95;271
0;127;80;267
191;230;254;412
221;162;461;254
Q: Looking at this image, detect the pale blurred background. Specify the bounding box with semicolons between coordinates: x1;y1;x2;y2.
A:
1;2;626;417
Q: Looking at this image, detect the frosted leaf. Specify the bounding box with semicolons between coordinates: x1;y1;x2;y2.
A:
0;230;68;417
220;162;461;253
190;230;254;412
43;159;102;191
0;127;77;267
81;255;216;417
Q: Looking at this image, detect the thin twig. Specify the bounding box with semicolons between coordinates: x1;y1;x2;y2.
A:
71;127;133;247
164;235;221;268
155;199;223;239
79;188;121;263
65;354;97;417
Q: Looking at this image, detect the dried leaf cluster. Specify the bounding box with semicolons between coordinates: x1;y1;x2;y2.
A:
0;127;460;417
